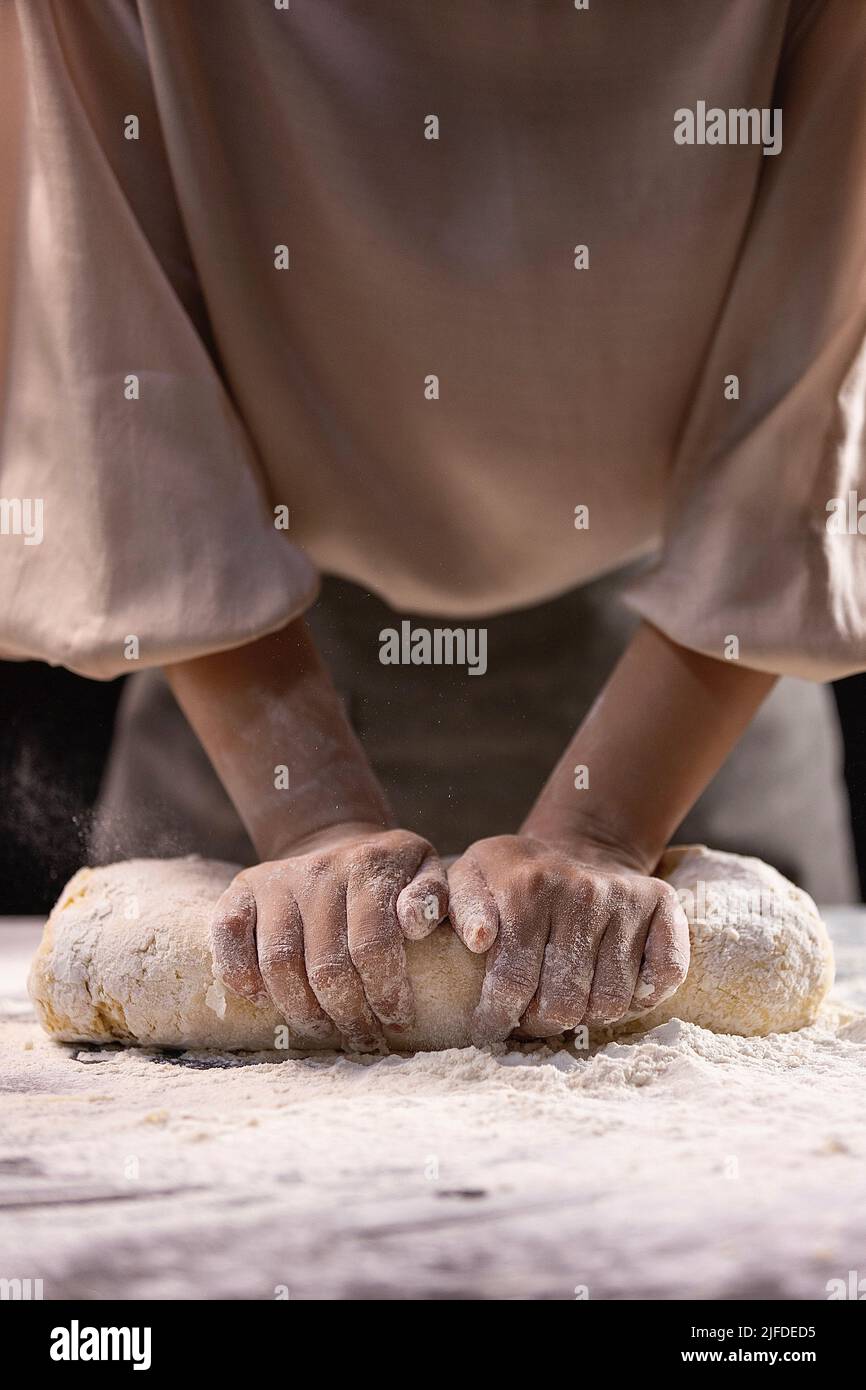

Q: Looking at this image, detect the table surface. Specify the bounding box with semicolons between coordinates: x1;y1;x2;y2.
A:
2;909;865;1301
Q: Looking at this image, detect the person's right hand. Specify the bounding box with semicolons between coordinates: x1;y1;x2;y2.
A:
210;823;448;1051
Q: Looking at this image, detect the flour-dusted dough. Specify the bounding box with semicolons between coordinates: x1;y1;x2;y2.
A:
29;846;834;1051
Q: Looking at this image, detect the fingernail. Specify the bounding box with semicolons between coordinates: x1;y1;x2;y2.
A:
589;1001;622;1027
465;922;490;952
378;1008;414;1032
296;1019;339;1045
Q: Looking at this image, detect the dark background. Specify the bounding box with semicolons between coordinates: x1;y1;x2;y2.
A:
1;661;865;916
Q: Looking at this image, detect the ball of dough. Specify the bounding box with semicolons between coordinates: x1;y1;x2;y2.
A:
617;845;834;1037
28;846;833;1051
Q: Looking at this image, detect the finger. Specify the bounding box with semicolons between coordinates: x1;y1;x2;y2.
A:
347;866;415;1029
521;892;598;1037
255;889;341;1046
210;877;266;1003
630;885;691;1013
396;849;449;940
471;873;551;1045
302;878;385;1052
584;890;650;1027
447;854;500;953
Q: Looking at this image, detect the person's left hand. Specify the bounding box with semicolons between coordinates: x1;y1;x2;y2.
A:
447;834;689;1045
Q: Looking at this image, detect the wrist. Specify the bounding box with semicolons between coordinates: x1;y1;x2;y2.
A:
248;752;394;863
519;810;658;877
259;815;392;862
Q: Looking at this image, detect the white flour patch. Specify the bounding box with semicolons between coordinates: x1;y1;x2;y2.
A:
2;973;866;1299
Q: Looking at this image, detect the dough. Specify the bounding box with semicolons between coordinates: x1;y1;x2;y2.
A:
29;845;834;1051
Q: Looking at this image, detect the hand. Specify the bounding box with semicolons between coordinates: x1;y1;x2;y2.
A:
447;834;689;1045
211;823;449;1051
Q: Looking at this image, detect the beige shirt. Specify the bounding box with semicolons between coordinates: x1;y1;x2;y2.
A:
2;0;865;680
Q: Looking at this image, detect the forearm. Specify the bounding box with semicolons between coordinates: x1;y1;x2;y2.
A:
522;622;776;873
165;619;392;861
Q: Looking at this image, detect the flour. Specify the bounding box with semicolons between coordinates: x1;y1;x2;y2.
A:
2;988;865;1298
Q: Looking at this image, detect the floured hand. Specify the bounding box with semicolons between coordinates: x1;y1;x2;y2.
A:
211;823;448;1051
447;834;690;1045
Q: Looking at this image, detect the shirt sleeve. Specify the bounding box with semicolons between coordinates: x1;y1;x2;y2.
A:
0;0;318;680
624;0;866;681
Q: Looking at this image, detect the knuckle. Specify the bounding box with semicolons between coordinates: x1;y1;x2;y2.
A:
307;956;352;995
608;934;639;975
259;940;306;981
654;880;686;919
211;902;252;942
564;870;598;910
542;938;590;988
514;863;548;898
300;852;331;885
381;828;426;853
349;844;380;877
404;831;434;859
469;834;520;870
602;877;636;916
352;852;400;897
349;932;400;973
212;909;242;941
490;949;539;999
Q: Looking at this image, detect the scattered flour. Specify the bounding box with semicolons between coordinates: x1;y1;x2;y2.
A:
2;951;865;1298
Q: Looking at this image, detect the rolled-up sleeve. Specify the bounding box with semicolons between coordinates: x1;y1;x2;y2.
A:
0;0;318;679
625;0;866;681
